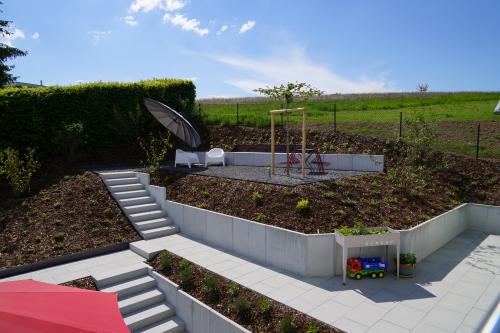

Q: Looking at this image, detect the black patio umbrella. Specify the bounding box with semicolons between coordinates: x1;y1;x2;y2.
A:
144;98;202;148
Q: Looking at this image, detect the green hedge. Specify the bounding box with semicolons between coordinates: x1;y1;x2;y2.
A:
0;78;196;155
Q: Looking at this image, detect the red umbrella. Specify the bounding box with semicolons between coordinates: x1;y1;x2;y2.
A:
0;279;130;333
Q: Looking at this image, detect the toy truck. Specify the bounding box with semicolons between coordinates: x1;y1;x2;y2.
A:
347;257;388;280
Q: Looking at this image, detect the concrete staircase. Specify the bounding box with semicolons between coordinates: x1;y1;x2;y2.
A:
95;263;185;333
99;171;179;240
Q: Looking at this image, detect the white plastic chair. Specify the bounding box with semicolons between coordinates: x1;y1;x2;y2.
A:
174;149;200;168
205;148;225;166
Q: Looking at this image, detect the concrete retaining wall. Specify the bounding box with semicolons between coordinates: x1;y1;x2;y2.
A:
151;270;250;333
467;203;500;234
193;152;384;172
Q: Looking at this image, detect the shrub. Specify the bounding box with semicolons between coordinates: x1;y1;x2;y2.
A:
179;259;193;286
54;232;65;242
279;313;295;333
53;122;87;161
203;273;219;301
259;300;272;318
229;281;239;298
233;296;250;318
254;212;266;222
306;324;319;333
400;253;417;265
252;191;264;206
0;147;39;195
0;79;196;157
295;199;310;214
160;250;172;271
139;132;172;173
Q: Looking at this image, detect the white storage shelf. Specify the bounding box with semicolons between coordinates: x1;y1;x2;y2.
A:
335;227;400;284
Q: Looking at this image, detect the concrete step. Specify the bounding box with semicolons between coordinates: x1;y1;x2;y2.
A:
109;183;145;193
141;225;179;240
100;171;136;180
105;177;140;186
94;263;149;289
119;289;165;316
135;217;172;231
123;203;161;215
124;302;175;332
101;275;156;298
133;316;185;333
119;196;155;207
113;190;149;199
129;210;166;223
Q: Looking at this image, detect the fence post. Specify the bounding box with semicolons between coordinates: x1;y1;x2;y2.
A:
476;123;481;160
236;103;239;126
399;112;403;139
333;103;337;132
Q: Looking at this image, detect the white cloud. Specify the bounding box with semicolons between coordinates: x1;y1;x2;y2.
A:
163;13;209;36
0;28;25;46
87;30;112;41
217;25;228;35
32;32;40;39
239;20;255;34
213;48;393;94
121;15;138;26
129;0;185;13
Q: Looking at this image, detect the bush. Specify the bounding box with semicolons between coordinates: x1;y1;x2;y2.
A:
0;79;196;156
159;250;172;271
259;300;272;318
53;122;87;161
295;199;310;214
54;232;65;242
229;281;239;298
400;253;417;265
139;131;172;173
233;296;250;318
203;273;219;301
179;259;193;286
0;147;39;195
279;313;295;333
254;212;266;222
252;191;264;206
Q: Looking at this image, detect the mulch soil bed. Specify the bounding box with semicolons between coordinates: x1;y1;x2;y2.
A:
60;276;97;291
150;126;499;234
0;171;140;270
149;252;342;333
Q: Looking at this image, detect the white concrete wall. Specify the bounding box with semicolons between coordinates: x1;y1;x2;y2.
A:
151;270;250;333
467;204;500;234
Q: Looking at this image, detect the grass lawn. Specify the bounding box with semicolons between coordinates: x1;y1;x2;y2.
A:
199;93;500;159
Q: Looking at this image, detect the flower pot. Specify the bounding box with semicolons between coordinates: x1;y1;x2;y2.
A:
399;263;416;278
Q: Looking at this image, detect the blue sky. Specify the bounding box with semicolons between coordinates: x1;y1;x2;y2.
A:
2;0;500;98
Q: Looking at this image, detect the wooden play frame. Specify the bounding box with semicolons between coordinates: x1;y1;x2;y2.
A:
270;108;307;177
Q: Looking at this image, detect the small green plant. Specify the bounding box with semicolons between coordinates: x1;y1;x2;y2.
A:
306;323;319;333
341;198;357;206
53;201;62;209
254;212;266;222
259;300;272;318
203;273;219;301
282;187;294;197
179;259;193;286
229;281;239;298
54;232;65;242
202;191;210;198
139;132;172;174
338;221;388;236
233;296;250;318
321;191;335;199
103;208;113;218
160;250;172;271
0;147;40;196
252;191;264;206
295;199;310;214
279;313;295;333
70;224;81;231
400;253;417;265
34;235;43;243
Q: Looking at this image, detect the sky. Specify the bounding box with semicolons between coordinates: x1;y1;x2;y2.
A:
2;0;500;98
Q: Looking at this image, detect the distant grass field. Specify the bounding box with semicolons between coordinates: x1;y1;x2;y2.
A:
198;92;500;159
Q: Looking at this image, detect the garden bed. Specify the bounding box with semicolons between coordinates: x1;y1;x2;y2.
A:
149;251;342;333
0;171;140;270
60;276;97;291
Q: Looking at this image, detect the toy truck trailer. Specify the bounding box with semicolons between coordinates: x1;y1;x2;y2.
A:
347;257;388;280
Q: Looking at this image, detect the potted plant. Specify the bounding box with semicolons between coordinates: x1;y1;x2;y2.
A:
399;253;417;277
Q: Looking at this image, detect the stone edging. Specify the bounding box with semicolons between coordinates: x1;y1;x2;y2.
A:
0;242;130;279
